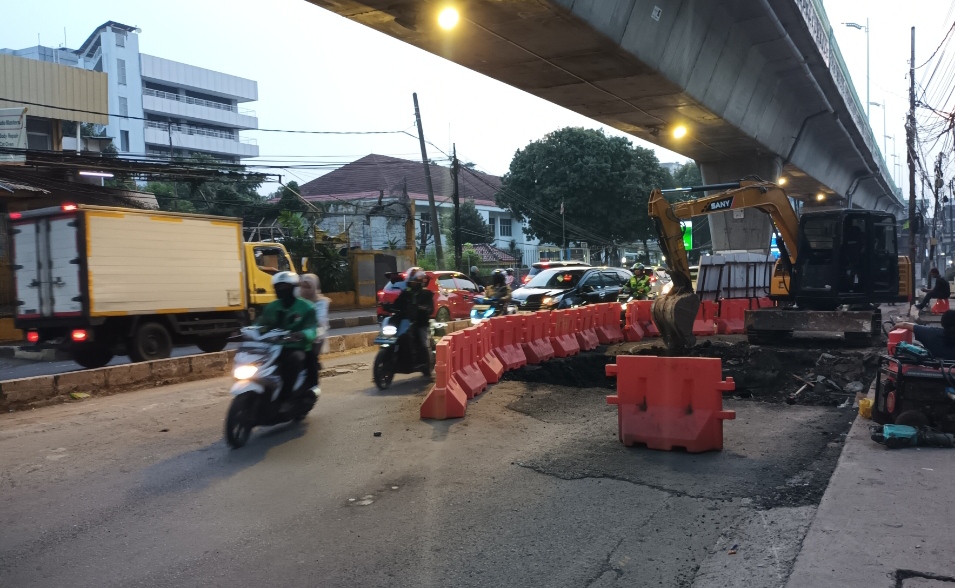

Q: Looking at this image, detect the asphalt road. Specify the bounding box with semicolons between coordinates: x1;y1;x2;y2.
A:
0;324;377;381
0;348;856;588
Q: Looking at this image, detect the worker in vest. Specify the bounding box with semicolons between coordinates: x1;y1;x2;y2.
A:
625;263;652;300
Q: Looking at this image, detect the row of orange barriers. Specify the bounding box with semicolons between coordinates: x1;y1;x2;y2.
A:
421;303;625;420
624;297;773;341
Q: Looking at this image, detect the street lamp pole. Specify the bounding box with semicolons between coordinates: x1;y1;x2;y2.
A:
844;19;870;119
869;101;887;162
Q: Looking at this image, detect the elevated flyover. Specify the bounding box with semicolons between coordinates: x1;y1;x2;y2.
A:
308;0;903;251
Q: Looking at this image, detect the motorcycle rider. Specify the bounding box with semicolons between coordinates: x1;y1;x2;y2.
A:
625;263;652;300
255;272;317;407
393;267;435;378
505;268;516;287
469;265;485;289
486;268;512;303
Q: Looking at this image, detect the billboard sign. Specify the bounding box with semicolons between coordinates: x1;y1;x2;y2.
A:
0;107;27;164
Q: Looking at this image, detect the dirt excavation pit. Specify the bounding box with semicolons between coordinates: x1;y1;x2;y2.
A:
502;337;881;407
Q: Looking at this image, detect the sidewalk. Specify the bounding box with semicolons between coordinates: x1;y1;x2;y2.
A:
328;307;377;329
786;412;955;586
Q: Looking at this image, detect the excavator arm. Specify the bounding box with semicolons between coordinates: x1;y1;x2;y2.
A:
648;180;801;351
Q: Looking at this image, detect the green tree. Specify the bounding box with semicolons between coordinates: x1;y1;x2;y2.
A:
670;162;702;188
442;198;493;248
496;127;670;258
143;154;268;218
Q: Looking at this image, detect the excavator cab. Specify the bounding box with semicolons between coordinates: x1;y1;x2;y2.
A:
791;210;900;309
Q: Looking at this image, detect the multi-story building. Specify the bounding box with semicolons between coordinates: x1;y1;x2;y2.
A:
2;21;259;162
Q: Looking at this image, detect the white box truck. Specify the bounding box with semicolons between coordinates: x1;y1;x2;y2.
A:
10;204;295;368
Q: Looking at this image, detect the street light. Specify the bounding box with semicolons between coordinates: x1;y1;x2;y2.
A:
869;101;887;163
843;19;870;120
672;125;687;139
438;7;459;29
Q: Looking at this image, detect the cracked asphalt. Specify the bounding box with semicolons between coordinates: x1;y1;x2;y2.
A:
0;349;856;587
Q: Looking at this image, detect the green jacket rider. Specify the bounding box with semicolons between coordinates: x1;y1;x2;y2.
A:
256;272;317;351
626;264;652;299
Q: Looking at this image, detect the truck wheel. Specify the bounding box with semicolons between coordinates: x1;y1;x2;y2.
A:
128;322;173;362
196;336;229;353
70;343;114;369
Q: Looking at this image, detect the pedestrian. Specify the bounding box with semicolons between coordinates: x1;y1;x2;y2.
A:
299;273;330;392
915;268;951;311
505;267;515;287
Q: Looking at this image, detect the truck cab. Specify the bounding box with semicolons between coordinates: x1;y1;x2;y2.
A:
244;242;296;314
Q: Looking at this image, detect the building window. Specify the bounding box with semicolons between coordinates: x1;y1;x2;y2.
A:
117;59;126;85
488;216;496;234
115;32;125;47
25;118;52;150
118;96;128;117
120;131;129;152
499;218;512;237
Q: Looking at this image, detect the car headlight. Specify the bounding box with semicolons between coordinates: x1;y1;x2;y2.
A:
541;296;557;307
382;325;398;336
233;365;258;380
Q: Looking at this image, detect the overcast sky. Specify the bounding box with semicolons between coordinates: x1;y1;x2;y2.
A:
5;0;953;197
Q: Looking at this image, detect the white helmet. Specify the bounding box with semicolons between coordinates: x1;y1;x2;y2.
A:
271;271;300;286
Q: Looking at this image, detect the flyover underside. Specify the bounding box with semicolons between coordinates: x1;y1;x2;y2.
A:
701;157;781;252
308;0;900;214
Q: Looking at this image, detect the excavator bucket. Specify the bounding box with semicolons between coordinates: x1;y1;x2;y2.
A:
652;292;700;352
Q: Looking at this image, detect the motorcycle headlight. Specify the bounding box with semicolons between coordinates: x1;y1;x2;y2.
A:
382;325;398;336
233;365;258;380
482;308;494;318
662;282;673;295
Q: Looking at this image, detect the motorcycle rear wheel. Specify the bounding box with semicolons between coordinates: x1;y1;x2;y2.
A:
225;392;256;448
373;347;396;390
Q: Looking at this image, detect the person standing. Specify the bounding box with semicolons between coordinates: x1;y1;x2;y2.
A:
299;273;330;393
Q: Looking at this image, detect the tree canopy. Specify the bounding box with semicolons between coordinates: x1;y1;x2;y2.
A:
442;198;493;248
670;162;703;188
495;127;671;250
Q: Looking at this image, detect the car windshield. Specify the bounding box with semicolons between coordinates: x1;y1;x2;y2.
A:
525;268;587;289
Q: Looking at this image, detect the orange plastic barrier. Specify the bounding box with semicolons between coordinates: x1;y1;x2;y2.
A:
634;300;660;337
605;355;736;452
887;327;913;355
595;302;625;344
716;298;750;334
754;297;774;308
492;315;528;370
549;309;581;358
575;307;601;350
692;301;719;336
521;313;556;364
420;340;467;419
932;298;951;314
623;301;645;342
476;320;504;384
448;329;488;398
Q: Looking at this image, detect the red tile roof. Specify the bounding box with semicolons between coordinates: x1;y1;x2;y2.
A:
472;243;520;264
298;154;502;207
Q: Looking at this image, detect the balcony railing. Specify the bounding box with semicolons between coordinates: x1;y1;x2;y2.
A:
145;120;257;145
143;88;256;116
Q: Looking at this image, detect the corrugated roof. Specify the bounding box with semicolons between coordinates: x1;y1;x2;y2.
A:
299;154;502;206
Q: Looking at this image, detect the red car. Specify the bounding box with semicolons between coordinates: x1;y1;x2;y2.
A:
376;270;482;322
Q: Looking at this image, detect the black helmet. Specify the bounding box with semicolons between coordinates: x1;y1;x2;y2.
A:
470;265;479;274
405;267;426;288
492;268;507;286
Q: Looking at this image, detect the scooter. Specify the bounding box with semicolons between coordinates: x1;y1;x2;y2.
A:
470;296;517;324
225;326;318;448
372;310;439;390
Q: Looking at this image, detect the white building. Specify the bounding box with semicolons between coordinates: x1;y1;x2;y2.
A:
2;21;259;162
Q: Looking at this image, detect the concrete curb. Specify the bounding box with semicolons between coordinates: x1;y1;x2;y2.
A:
328;315;379;329
0;318;473;413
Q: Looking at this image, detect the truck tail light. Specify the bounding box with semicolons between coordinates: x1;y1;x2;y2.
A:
62;203;78;212
9;212;22;220
71;329;88;342
27;331;39;343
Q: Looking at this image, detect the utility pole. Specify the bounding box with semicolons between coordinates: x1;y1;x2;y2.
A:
451;143;462;272
930;152;944;267
907;26;918;288
413;93;444;269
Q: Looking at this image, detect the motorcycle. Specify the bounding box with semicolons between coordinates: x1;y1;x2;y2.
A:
470;296;517;324
372;308;440;390
225;326;319;448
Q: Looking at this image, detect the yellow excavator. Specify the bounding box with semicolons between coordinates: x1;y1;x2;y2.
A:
649;179;912;351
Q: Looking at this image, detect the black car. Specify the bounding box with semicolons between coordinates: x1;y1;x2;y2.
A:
511;266;632;311
519;260;591;287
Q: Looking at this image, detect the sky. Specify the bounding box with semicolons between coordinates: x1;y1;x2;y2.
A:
4;0;954;198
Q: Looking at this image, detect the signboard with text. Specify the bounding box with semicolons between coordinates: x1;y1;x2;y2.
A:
0;107;27;164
